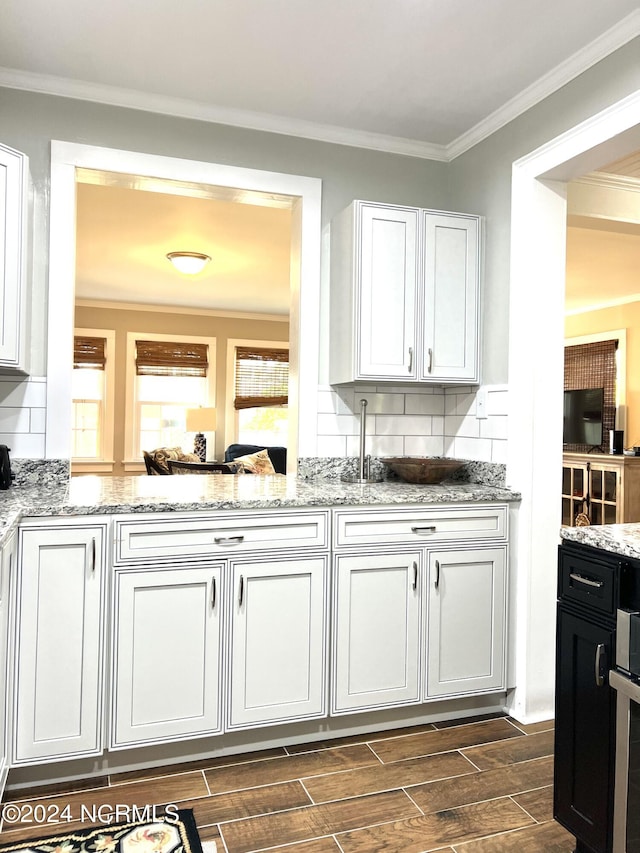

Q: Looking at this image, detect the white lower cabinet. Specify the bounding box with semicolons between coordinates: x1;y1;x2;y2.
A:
332;552;421;713
0;530;16;796
13;521;106;764
228;555;329;728
425;547;507;698
111;564;224;748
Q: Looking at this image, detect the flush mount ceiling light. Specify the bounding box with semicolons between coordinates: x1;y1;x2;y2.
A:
166;251;211;275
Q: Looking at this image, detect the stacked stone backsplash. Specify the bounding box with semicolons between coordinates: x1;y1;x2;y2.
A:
11;458;70;488
297;456;506;487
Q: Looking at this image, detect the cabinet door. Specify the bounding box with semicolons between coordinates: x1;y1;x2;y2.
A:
425;547;506;697
332;552;421;713
561;461;588;526
588;465;619;526
554;607;615;853
229;556;328;728
13;524;105;763
421;213;479;382
111;564;223;748
357;203;418;380
0;532;15;797
0;143;27;371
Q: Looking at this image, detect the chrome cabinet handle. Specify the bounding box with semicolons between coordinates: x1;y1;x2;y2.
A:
412;561;418;591
215;535;245;546
239;575;244;607
89;537;96;573
211;576;217;609
435;559;440;590
408;346;413;373
570;572;604;589
411;526;436;535
428;347;433;373
595;643;606;687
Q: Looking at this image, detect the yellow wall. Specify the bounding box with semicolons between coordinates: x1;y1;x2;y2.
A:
565;303;640;449
74;304;289;475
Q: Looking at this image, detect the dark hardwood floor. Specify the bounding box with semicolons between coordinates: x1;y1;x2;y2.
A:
0;714;575;852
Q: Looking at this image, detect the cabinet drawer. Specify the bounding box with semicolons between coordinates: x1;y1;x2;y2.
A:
334;504;507;548
114;510;329;564
559;548;617;616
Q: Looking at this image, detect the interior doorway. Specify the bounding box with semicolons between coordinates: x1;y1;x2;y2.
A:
47;143;322;470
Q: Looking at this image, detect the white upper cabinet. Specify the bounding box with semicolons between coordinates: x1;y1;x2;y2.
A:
421;212;480;382
330;200;481;385
0;143;28;373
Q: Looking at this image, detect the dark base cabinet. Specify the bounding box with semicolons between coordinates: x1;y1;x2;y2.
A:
554;605;616;853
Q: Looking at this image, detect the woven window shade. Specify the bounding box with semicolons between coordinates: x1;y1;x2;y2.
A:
234;347;289;410
74;336;106;370
564;339;617;452
135;340;208;377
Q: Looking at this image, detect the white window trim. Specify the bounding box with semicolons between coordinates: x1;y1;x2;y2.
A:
225;338;290;452
123;331;217;470
71;327;116;474
565;328;627;431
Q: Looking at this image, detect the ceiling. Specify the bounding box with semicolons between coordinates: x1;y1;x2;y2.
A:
1;0;638;158
3;1;639;315
75;180;293;316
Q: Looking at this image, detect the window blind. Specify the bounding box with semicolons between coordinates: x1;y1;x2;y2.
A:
74;336;106;370
135;340;209;377
234;346;289;410
564;339;617;452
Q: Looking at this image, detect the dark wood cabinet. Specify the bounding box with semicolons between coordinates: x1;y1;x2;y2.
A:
554;605;616;853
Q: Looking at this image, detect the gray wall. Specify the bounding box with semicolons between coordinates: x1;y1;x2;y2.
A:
447;36;640;384
0;86;449;378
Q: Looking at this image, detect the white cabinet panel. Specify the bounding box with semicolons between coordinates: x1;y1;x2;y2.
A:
228;556;328;728
422;214;479;382
332;552;421;713
358;205;418;379
426;547;506;698
114;510;329;564
0;531;15;796
111;565;223;748
14;524;105;763
0;143;28;372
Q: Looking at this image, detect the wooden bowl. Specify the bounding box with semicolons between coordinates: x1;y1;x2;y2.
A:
381;457;465;484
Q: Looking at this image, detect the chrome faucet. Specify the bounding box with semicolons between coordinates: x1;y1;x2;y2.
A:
357;398;371;482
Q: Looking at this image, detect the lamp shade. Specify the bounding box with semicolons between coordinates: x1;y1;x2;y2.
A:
186;407;217;432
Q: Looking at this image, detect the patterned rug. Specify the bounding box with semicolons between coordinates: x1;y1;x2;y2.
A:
0;809;209;853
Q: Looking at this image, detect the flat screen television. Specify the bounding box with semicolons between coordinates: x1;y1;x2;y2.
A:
563;387;604;446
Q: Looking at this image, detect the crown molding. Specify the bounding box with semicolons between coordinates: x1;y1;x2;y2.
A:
0;66;448;162
565;293;640;316
75;298;288;322
574;170;640;192
446;9;640;160
1;8;638;165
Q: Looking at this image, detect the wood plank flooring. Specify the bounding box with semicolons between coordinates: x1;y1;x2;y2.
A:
0;713;575;852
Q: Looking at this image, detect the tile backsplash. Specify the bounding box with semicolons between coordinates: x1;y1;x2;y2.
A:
0;376;46;457
317;384;508;464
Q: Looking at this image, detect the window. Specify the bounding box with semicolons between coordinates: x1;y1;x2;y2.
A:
125;333;216;464
564;337;618;452
72;330;115;469
233;344;289;446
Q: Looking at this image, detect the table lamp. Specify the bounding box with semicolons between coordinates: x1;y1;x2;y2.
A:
186;407;217;462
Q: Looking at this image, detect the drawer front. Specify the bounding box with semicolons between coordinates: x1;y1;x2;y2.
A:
334;504;507;548
559;548;617;616
114;511;329;564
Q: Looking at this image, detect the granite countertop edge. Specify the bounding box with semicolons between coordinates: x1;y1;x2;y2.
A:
0;476;521;547
561;524;640;561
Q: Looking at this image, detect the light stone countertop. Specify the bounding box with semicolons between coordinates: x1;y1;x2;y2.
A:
0;473;521;546
561;523;640;561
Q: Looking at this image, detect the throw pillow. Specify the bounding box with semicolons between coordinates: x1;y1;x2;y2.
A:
234;448;276;475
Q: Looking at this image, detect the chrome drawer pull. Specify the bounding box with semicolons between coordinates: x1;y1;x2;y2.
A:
569;572;604;589
411;526;436;535
214;535;245;545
